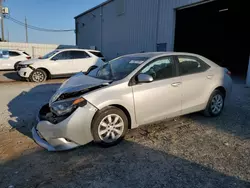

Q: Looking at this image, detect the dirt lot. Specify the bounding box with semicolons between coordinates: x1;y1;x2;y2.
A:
0;79;250;188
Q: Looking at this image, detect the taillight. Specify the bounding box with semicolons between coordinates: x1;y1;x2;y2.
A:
224;68;231;76
227;70;231;76
26;56;31;59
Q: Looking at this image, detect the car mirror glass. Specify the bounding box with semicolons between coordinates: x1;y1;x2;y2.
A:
137;74;153;83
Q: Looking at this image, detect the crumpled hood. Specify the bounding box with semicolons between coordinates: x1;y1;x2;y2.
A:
50;72;111;105
19;58;45;65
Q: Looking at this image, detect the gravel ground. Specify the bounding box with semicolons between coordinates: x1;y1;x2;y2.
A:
0;79;249;188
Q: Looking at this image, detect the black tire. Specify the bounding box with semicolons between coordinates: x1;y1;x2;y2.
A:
91;106;128;147
29;69;47;83
203;90;225;117
14;61;21;71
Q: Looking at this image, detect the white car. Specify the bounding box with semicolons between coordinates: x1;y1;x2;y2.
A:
0;49;31;70
17;49;105;82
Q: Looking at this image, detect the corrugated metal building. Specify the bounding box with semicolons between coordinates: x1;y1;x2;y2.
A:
75;0;204;59
75;0;249;81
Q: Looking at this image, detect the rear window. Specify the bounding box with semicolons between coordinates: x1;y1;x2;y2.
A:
22;51;30;56
89;51;104;58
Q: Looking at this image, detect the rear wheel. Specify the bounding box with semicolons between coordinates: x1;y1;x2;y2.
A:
30;69;47;82
91;107;128;147
204;90;225;117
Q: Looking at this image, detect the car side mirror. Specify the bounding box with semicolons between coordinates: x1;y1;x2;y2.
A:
137;74;153;83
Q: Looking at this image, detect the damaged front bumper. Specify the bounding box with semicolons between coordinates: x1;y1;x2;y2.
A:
32;102;98;151
17;67;33;78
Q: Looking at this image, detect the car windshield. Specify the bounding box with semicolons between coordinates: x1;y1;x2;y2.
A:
87;56;149;81
40;50;59;59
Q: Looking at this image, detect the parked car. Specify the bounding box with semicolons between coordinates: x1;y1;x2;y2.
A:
87;50;106;62
0;49;31;70
17;49;105;82
32;52;232;151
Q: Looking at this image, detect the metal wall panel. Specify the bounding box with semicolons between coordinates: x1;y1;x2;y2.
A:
75;7;102;50
102;0;159;59
76;0;203;60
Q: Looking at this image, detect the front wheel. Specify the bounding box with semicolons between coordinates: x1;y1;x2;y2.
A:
30;69;47;82
203;90;225;117
91;106;128;147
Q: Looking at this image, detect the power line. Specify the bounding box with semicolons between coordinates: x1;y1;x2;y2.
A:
6;16;74;32
7;16;75;32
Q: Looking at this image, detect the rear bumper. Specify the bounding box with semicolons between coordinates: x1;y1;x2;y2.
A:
32;102;98;151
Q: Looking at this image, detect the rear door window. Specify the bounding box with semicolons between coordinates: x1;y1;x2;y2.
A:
89;51;104;58
22;51;30;56
177;56;210;76
69;51;90;59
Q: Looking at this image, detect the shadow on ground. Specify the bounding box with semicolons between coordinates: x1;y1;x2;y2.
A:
7;83;61;138
0;141;249;188
3;71;22;81
187;82;250;139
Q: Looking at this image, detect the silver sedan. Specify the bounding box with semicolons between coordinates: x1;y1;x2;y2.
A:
32;52;232;151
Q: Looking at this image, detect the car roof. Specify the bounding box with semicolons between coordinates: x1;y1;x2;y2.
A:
122;52;203;58
56;48;100;52
8;49;24;52
85;49;101;52
122;52;219;68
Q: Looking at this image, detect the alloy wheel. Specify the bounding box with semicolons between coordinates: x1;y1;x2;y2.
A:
98;114;125;143
211;94;223;114
32;71;45;82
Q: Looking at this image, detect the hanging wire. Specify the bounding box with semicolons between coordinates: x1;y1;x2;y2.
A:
6;16;74;32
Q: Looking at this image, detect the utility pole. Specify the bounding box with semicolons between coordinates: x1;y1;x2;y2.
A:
7;28;9;41
0;0;4;41
25;17;28;43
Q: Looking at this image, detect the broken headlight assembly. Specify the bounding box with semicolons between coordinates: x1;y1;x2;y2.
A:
19;64;32;68
50;97;87;116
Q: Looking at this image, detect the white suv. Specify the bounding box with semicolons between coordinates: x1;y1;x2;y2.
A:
17;49;105;82
0;49;31;70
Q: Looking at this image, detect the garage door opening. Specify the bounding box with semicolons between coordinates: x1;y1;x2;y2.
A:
174;0;249;76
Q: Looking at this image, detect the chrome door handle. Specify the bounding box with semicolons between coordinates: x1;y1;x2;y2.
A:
171;82;182;87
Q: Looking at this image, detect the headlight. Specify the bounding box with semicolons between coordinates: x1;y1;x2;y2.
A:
20;64;33;68
20;64;29;68
50;97;86;116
